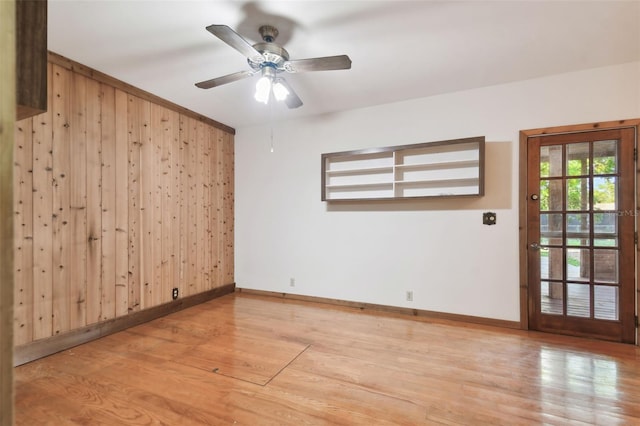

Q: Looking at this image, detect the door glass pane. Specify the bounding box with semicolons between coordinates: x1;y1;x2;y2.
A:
567;178;590;211
540;145;563;178
541;247;563;280
594;212;617;234
593;176;617;211
541;281;563;315
567;248;589;282
540;213;562;245
594;212;618;247
594;285;618;320
567;283;590;318
593;140;617;175
540;180;563;211
594;238;617;247
594;249;618;283
566;213;589;246
567;143;590;176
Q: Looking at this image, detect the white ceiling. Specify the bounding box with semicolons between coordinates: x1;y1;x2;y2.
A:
48;1;640;130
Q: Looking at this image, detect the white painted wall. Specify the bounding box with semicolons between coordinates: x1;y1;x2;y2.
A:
235;61;640;322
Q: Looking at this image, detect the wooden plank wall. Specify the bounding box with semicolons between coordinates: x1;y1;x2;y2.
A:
1;0;16;422
13;60;235;347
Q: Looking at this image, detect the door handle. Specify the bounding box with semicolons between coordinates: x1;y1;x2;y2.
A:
530;242;541;250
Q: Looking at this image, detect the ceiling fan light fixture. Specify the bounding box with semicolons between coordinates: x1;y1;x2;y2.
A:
272;80;289;101
254;75;271;104
197;25;350;110
255;66;278;104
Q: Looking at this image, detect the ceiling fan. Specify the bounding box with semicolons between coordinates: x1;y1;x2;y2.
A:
195;24;352;109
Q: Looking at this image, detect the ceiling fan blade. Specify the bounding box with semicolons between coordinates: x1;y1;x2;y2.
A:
284;55;352;73
195;70;255;89
206;24;264;64
277;78;303;109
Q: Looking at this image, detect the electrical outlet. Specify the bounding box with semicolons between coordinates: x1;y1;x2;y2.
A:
172;288;179;300
406;291;413;302
290;278;295;287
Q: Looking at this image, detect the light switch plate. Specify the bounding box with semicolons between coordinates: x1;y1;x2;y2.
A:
483;212;497;225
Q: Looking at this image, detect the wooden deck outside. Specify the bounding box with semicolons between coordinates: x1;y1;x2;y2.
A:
541;256;619;320
14;292;640;425
541;282;618;320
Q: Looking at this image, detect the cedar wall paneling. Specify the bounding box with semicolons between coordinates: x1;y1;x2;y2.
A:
13;61;235;346
1;0;16;422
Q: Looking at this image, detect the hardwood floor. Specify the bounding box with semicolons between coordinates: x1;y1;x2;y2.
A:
14;292;640;425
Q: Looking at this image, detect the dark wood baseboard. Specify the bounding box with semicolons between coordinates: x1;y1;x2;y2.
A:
236;288;521;330
14;283;235;366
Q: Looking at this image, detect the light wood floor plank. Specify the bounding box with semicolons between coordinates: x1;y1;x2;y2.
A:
14;292;640;425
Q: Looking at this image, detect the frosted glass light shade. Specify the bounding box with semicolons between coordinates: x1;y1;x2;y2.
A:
254;76;271;104
272;80;289;101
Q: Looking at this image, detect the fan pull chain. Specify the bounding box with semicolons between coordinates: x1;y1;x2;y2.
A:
269;91;275;152
270;125;274;153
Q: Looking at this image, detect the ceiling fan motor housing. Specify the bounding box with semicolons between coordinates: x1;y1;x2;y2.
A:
249;43;289;69
248;25;289;71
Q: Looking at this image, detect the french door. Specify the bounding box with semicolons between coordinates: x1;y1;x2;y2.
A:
527;128;636;343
